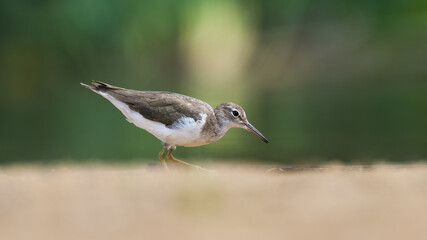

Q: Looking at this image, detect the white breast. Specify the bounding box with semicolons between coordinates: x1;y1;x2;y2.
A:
99;92;209;147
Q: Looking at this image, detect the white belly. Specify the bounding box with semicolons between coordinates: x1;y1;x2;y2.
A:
99;92;209;147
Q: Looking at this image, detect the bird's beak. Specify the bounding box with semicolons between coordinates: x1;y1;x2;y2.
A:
244;122;269;143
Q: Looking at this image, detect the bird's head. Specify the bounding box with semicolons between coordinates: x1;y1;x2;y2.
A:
214;102;268;143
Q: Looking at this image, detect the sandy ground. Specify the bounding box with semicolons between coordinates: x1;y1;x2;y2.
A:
1;164;427;240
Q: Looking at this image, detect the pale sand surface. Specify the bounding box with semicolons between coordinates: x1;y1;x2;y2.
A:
1;164;427;240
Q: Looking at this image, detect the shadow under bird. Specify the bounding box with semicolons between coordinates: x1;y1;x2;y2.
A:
81;81;268;171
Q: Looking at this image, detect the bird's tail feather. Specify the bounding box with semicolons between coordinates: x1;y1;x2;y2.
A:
80;80;120;94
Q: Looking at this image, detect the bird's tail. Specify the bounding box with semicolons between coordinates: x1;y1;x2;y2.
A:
80;80;121;94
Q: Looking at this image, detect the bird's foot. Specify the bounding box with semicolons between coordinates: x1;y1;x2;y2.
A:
166;155;215;173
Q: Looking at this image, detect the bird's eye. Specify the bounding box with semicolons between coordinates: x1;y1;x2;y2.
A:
232;110;239;117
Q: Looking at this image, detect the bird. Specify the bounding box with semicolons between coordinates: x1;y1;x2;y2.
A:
81;81;268;171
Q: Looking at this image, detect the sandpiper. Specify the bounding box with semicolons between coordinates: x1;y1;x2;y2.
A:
81;81;268;171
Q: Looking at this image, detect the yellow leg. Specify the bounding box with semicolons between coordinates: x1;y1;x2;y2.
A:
158;148;169;171
166;148;214;173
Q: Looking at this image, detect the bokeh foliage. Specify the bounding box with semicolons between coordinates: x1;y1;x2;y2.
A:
1;0;426;164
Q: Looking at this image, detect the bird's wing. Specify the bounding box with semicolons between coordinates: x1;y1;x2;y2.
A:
88;81;213;126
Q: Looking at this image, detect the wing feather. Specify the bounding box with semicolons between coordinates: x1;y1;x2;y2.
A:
88;81;213;127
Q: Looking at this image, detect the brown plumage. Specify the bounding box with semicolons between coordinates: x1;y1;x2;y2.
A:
82;81;213;127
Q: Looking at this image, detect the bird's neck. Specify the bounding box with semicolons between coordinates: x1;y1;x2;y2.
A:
200;107;231;142
212;107;231;138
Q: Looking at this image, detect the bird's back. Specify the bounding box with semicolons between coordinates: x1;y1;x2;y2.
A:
81;81;218;147
82;81;214;127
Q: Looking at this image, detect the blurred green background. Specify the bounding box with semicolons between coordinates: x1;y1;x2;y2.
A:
1;0;427;164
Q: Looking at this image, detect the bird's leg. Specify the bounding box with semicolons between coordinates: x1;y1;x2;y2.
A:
166;148;214;172
158;148;169;170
